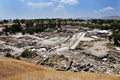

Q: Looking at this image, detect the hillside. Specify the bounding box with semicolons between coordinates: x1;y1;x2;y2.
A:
0;57;51;79
0;57;119;80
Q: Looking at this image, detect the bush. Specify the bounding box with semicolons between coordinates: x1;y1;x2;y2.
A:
5;53;12;57
15;56;21;60
21;49;37;58
0;31;3;35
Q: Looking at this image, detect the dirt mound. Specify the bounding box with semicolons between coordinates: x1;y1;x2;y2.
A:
0;57;119;80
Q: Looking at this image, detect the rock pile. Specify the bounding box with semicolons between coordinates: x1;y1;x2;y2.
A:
36;50;120;76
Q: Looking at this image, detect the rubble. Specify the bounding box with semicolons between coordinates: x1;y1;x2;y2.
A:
34;50;120;76
0;28;119;76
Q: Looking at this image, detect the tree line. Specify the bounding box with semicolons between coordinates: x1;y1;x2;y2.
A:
1;19;62;35
0;19;120;46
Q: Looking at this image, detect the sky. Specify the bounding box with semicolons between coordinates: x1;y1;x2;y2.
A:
0;0;119;19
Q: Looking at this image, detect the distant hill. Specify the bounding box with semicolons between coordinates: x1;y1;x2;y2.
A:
102;16;120;20
0;57;119;80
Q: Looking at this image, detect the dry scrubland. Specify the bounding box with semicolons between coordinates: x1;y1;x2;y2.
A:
0;57;119;80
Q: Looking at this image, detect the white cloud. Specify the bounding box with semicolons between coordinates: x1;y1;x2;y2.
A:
54;4;65;11
95;7;114;13
53;0;79;5
60;0;79;5
27;2;53;8
53;4;72;18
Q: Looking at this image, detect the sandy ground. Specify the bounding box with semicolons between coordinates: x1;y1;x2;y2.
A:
86;40;109;57
42;37;65;45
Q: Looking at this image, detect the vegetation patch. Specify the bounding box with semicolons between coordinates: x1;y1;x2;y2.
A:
21;49;37;58
106;43;114;49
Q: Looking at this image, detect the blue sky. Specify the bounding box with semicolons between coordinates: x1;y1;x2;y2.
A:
0;0;119;19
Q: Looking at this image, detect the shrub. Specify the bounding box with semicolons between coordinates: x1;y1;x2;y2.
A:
21;49;37;58
15;56;21;60
5;53;12;57
0;31;3;35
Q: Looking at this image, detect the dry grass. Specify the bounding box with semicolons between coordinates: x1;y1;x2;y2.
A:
106;43;114;49
0;57;119;80
99;38;108;41
3;71;120;80
0;57;51;79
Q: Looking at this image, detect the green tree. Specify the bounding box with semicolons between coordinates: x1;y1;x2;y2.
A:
112;31;120;46
2;26;9;35
26;21;34;28
3;19;9;23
